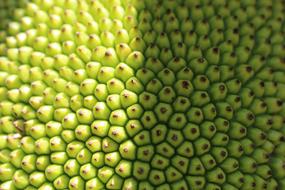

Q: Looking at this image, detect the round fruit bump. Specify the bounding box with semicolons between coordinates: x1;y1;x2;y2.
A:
156;69;175;87
71;69;87;85
239;88;255;107
102;137;119;153
66;140;84;158
133;161;150;180
139;92;157;110
264;97;283;114
168;113;187;129
115;160;132;178
29;96;44;109
50;152;68;165
252;148;270;164
125;77;144;94
216;102;234;120
262;139;276;155
75;108;94;124
200;103;216;120
106;174;124;189
205;65;220;83
7;133;22;149
74;124;91;141
53;175;70;189
91;152;104;168
192;75;210;90
186;176;205;190
7;89;20;103
42;87;57;104
53;108;70;122
53;92;69;108
125;51;144;70
60;129;75;143
228;171;245;188
182;123;200;141
61;112;79;129
256;165;272;179
50;136;66;152
134;130;151;146
155;32;169;49
211;147;228;163
220;156;239;173
119;140;136;160
225;95;241;111
148;169;165;186
122;178;138;190
28;171;46;187
10;149;25;168
159;48;174;64
0;149;11;163
82;95;97;109
12;169;29;189
114;63;134;82
241;174;256;190
64;159;80;177
125;103;143;119
108;126;128;143
227;140;244;158
235;108;255;127
140;110;158;129
200;121;217;139
254;115;274;131
191;91;211;107
253;175;268;190
76;148;92;165
97;166;114;183
104;152;121;167
154;103;173;123
221;52;237;66
5;74;22;89
35;137;50;155
115;43;132;61
247;127;268;146
245;79;265;97
0;116;16;133
58;66;74;81
97;67;115;84
186;107;204;124
20;136;35;154
85;177;104;190
90;120;110;137
158;86;176;103
219;65;234;81
239;156;258;174
45;165;63;182
188;157;205;175
69;176;85;190
136;68;155;85
145;57;164;73
172;96;190;113
64;81;80;97
0;163;15;181
267;177;279;190
206;167;226;185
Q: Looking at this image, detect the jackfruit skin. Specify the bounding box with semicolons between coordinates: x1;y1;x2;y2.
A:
0;0;285;189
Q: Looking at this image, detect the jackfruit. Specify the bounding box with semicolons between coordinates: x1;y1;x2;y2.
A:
0;0;285;190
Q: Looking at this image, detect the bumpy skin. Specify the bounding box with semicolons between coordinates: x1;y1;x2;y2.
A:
0;0;285;189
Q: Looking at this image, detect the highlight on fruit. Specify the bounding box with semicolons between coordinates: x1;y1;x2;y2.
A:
0;0;285;189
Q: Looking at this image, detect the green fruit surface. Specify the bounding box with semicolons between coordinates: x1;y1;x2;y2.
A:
0;0;285;189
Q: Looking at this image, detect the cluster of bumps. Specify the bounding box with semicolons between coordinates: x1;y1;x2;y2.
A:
0;0;285;189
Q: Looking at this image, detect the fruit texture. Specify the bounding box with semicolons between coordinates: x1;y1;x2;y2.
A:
0;0;285;189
